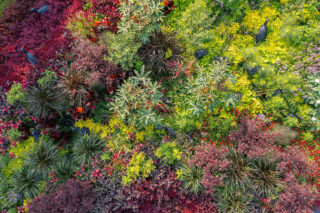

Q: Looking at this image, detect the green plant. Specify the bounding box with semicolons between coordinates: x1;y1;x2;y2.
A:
110;66;163;129
0;0;13;17
155;141;182;165
4;128;22;141
53;155;79;182
12;167;41;199
122;152;155;186
26;79;68;119
6;83;26;105
26;137;60;179
216;185;254;213
186;60;237;116
180;164;204;195
250;158;281;198
118;0;163;44
102;31;141;70
37;69;57;87
72;133;105;165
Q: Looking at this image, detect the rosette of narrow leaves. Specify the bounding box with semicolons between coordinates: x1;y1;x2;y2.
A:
180;164;204;195
12;167;41;199
72;133;105;166
58;68;91;107
216;185;254;213
26;79;68;119
250;158;282;198
110;66;163;129
26;137;60;180
53;155;79;182
224;149;252;188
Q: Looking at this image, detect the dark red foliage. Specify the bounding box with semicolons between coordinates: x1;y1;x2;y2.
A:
229;118;276;158
188;143;230;194
89;0;120;33
28;179;95;213
0;0;84;87
126;166;218;213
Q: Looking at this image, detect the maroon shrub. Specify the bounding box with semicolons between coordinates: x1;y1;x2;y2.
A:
28;179;95;213
229;118;276;158
187;143;230;194
126;166;218;213
70;37;125;93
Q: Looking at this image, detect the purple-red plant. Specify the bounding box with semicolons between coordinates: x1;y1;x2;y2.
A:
229;118;276;158
0;0;84;87
28;179;95;213
126;165;218;213
187;143;230;194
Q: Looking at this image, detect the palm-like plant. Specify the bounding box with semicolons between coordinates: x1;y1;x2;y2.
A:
58;69;91;107
26;137;60;179
181;164;204;195
250;158;281;198
54;155;79;182
72;133;105;165
224;149;252;187
216;185;253;213
26;80;68;119
12;167;40;199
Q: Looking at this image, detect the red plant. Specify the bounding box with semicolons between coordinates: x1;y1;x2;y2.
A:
187;143;230;194
28;179;95;213
229;118;276;158
126;166;218;213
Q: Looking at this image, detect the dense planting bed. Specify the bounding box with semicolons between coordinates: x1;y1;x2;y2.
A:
0;0;320;212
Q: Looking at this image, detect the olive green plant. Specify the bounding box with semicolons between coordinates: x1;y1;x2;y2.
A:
180;164;204;195
72;133;105;165
155;141;182;165
6;83;26;105
26;137;61;179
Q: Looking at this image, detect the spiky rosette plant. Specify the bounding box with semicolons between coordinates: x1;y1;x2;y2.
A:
138;30;184;78
110;65;163;129
216;185;254;213
53;155;79;182
12;167;41;199
58;68;91;107
180;164;204;195
26;137;61;179
26;79;68;119
72;133;105;166
250;158;282;198
224;148;252;187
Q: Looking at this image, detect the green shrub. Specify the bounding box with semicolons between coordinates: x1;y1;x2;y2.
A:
110;66;163;130
180;164;204;195
6;83;26;105
272;124;296;147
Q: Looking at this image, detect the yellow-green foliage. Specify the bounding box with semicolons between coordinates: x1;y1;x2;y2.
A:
171;0;214;54
122;152;155;186
75;116;160;151
227;75;263;116
155;141;182;165
6;83;26;105
3;137;36;178
0;0;12;17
